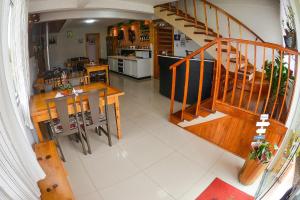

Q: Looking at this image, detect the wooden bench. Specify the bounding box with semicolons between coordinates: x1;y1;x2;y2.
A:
34;141;75;200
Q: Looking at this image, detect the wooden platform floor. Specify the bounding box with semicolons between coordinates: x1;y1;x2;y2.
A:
183;115;287;158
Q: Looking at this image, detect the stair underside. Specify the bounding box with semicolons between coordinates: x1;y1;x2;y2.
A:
155;6;255;76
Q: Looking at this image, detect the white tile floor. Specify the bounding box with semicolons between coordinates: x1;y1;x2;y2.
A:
61;73;261;200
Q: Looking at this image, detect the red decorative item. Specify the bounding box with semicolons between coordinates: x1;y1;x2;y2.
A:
196;178;254;200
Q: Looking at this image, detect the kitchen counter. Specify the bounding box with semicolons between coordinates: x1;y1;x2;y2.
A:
108;56;151;79
108;55;148;61
158;55;215;62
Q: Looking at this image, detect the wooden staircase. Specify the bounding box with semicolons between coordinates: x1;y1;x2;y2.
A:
154;1;299;158
154;1;259;87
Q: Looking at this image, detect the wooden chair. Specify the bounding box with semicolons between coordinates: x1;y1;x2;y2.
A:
46;94;88;161
77;89;112;153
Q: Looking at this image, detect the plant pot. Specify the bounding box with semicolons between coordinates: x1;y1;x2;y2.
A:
284;34;296;49
239;158;268;185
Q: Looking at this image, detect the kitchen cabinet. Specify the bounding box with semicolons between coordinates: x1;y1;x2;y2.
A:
108;57;118;72
108;56;151;79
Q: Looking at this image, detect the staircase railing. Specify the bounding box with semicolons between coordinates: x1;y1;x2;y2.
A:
169;38;298;124
160;0;264;42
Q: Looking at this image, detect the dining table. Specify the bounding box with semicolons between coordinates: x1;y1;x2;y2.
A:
30;82;124;142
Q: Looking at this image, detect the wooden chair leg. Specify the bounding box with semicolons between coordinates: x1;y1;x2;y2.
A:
78;132;87;155
55;138;66;162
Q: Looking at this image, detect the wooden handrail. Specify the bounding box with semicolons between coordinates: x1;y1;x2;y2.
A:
201;0;265;42
216;38;299;55
169;39;219;69
168;37;299;125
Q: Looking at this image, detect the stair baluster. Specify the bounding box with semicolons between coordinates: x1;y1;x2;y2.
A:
193;0;198;26
246;45;257;109
270;51;284;118
254;47;266;113
278;54;291;120
222;42;232;102
263;48;275;113
181;59;190;120
196;51;205;115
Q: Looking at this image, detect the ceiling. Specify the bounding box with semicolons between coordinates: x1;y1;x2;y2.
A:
29;0;170;6
29;0;172;14
63;18;125;29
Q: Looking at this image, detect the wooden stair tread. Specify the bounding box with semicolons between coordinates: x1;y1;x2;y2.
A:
217;48;237;53
204;39;226;44
194;31;217;37
185;24;213;32
230;58;246;63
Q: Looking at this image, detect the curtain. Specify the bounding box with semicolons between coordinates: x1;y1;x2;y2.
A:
9;0;34;133
0;0;46;199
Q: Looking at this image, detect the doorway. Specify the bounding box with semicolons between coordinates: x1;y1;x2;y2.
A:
85;33;100;63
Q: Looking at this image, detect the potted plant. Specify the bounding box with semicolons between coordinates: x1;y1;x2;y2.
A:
282;6;297;49
239;141;277;185
264;56;294;118
58;71;73;95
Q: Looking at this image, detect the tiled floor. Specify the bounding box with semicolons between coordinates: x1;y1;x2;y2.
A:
61;73;261;200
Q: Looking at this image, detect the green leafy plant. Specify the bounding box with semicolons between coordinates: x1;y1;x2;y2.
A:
58;83;73;91
249;141;274;164
264;56;294;98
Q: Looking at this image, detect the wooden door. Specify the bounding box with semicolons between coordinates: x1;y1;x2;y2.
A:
85;33;100;63
153;25;174;79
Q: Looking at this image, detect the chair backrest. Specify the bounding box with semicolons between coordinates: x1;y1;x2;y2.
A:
78;88;109;127
46;94;79;136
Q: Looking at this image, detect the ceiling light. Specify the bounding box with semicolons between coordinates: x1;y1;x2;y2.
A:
84;19;96;24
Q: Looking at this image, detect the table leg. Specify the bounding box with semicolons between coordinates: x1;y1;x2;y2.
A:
114;97;122;139
33;117;44;143
106;68;110;85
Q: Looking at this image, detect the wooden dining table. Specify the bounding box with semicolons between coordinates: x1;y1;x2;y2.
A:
30;82;124;142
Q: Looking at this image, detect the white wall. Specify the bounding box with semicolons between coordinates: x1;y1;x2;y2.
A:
180;0;282;44
209;0;282;44
173;29;215;59
48;25;107;68
174;29;200;57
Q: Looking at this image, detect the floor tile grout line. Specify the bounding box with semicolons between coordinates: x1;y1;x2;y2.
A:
114;143;177;199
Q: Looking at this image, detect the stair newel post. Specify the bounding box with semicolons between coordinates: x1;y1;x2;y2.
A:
176;1;179;15
203;1;209;35
238;42;249;108
263;48;275;113
270;50;284;119
215;9;220;38
222;40;231;102
193;0;198;26
184;0;188;20
170;66;177;117
212;39;222;111
181;59;190;120
196;51;205;115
